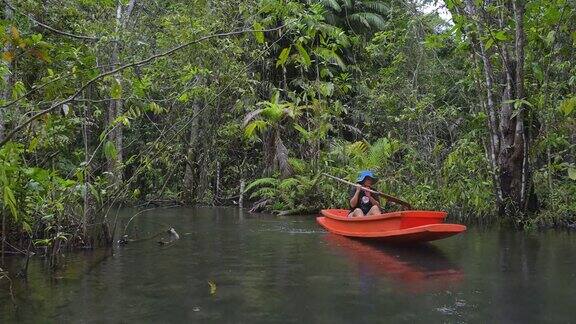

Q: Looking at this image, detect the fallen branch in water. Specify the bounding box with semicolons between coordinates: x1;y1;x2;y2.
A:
157;227;180;247
0;267;17;307
122;205;180;237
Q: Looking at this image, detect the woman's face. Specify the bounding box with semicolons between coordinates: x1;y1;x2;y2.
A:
363;178;373;187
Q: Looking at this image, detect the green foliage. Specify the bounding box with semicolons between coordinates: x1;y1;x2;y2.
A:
0;0;574;258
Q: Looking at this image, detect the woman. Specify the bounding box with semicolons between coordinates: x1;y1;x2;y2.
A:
348;170;381;217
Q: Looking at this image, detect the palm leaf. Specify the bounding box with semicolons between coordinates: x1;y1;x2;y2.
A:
348;12;386;30
359;1;389;15
318;0;341;12
314;47;347;70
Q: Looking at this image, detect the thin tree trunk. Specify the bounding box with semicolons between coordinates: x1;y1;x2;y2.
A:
106;0;136;185
513;0;531;209
183;101;201;202
215;161;220;204
1;212;5;266
1;4;14;141
82;88;97;247
239;179;245;209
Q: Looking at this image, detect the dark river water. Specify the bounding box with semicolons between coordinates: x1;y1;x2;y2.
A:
1;207;575;323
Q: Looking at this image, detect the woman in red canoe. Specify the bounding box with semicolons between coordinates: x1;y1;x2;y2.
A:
348;170;381;217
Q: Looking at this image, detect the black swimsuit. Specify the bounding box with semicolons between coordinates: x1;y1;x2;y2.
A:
349;188;380;214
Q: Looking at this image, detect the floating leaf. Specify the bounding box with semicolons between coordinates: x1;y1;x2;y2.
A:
208;281;217;295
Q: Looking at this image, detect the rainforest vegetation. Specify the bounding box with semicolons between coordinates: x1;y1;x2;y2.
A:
0;0;575;261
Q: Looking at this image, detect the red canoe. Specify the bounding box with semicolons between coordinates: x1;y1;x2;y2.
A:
316;209;466;243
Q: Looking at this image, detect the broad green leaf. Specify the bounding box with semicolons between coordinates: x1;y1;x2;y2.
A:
276;47;291;67
485;38;494;50
104;140;117;160
314;47;346;70
253;22;265;44
494;31;507;41
12;81;25;99
295;43;311;67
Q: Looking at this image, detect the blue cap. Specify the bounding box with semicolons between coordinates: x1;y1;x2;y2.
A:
357;170;378;184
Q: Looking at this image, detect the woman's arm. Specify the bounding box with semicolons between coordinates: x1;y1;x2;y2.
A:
365;191;380;206
349;186;361;207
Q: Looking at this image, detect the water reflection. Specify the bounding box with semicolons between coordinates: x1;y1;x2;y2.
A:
324;234;463;293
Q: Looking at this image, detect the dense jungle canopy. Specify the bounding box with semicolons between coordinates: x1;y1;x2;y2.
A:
0;0;575;254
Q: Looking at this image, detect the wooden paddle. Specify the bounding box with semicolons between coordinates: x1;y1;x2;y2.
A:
322;173;413;210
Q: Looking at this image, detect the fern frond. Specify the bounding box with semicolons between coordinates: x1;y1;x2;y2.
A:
245;177;279;193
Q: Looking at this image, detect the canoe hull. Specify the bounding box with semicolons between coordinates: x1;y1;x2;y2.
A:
317;209;466;243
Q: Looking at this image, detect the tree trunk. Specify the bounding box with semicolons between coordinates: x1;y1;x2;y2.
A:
105;0;137;186
182;101;201;202
239;179;245;209
458;0;536;219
